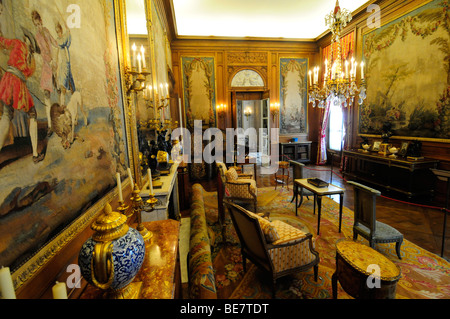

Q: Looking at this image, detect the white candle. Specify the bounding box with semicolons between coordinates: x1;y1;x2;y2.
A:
361;61;365;79
127;167;134;189
0;266;16;299
178;98;183;128
137;54;142;73
309;70;312;86
132;43;137;68
116;173;123;202
147;168;153;195
165;83;169;97
52;281;68;299
140;45;146;69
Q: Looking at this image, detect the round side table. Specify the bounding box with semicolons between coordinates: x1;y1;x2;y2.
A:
332;240;401;299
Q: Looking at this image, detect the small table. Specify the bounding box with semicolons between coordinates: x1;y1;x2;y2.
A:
294;178;345;235
332;240;401;299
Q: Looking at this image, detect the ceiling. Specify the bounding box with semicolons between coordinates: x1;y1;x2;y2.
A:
127;0;371;39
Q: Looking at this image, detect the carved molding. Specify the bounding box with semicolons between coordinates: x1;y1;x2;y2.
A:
227;52;268;65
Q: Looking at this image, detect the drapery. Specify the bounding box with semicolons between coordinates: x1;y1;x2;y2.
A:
316;32;354;165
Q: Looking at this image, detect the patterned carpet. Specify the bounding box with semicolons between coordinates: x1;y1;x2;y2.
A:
202;187;450;299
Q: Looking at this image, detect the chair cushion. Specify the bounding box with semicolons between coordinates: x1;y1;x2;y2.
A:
355;221;403;242
246;210;280;243
225;167;239;181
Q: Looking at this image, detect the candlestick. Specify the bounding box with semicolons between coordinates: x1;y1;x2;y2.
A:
52;281;68;299
116;172;123;202
147;168;153;195
127;167;134;189
0;266;16;299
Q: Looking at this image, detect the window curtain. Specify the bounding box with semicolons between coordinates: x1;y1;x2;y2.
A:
316;31;355;166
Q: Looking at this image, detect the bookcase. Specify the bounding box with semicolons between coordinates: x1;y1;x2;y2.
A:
279;141;312;163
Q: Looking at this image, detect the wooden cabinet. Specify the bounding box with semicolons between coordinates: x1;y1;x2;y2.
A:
280;141;312;163
343;150;439;199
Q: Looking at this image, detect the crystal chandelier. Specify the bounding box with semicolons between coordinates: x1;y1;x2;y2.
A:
308;0;366;108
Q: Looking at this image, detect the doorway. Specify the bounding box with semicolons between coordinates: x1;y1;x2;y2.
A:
232;91;270;164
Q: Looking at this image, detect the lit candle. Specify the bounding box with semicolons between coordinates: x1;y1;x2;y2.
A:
361;61;365;79
132;43;137;68
147;168;153;195
52;281;68;299
140;45;146;69
345;60;349;79
309;70;312;86
127;167;134;189
137;53;142;73
0;266;16;299
116;172;123;202
159;83;164;99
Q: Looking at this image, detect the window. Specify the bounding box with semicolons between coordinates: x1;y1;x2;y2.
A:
328;103;344;151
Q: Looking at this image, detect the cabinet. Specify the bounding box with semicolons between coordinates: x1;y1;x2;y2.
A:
279;141;311;163
343;150;439;198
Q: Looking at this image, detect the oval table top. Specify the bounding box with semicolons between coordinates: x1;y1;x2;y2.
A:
336;240;401;281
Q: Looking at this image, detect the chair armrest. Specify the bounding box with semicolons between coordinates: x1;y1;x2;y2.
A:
237;174;253;179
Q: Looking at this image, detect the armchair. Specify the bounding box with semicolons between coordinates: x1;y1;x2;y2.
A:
217;162;257;213
224;201;319;298
348;181;403;259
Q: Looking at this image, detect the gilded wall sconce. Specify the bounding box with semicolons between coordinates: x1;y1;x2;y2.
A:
270;102;280;121
244;107;252;118
216;104;226;118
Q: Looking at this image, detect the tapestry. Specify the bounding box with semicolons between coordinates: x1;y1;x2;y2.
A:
280;58;308;135
0;0;128;271
181;56;216;131
360;0;450;141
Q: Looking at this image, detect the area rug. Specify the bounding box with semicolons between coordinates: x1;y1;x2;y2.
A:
207;187;450;299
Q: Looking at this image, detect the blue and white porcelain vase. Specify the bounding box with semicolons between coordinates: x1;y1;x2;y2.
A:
78;204;145;298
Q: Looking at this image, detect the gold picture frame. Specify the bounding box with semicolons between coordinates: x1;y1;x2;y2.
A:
372;141;382;152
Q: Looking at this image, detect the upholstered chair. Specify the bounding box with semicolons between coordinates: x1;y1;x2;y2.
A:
289;160;313;207
348;181;404;259
223;166;258;213
224;201;319;298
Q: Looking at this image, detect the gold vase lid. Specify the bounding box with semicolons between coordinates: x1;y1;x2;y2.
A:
91;203;129;242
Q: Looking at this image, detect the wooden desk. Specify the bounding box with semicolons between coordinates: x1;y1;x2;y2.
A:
80;219;181;299
294;178;345;235
343;150;439;198
332;240;401;299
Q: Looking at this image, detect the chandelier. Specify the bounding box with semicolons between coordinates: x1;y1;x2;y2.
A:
308;0;366;108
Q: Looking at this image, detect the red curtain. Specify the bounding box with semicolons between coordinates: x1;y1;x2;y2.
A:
316;32;354;166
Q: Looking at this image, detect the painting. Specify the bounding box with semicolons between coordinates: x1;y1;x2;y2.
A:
360;0;450;141
182;56;216;130
0;0;129;280
280;58;308;135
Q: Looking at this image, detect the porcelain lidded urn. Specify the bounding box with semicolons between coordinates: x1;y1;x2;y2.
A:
78;203;145;299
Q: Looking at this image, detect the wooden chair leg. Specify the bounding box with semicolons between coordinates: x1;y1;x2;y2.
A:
395;240;403;259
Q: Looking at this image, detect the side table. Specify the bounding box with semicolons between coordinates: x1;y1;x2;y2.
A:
332;240;401;299
275;161;290;190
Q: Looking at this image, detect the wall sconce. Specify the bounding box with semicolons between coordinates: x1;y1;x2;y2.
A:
244;107;252;119
216;104;226;118
270;102;280;121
